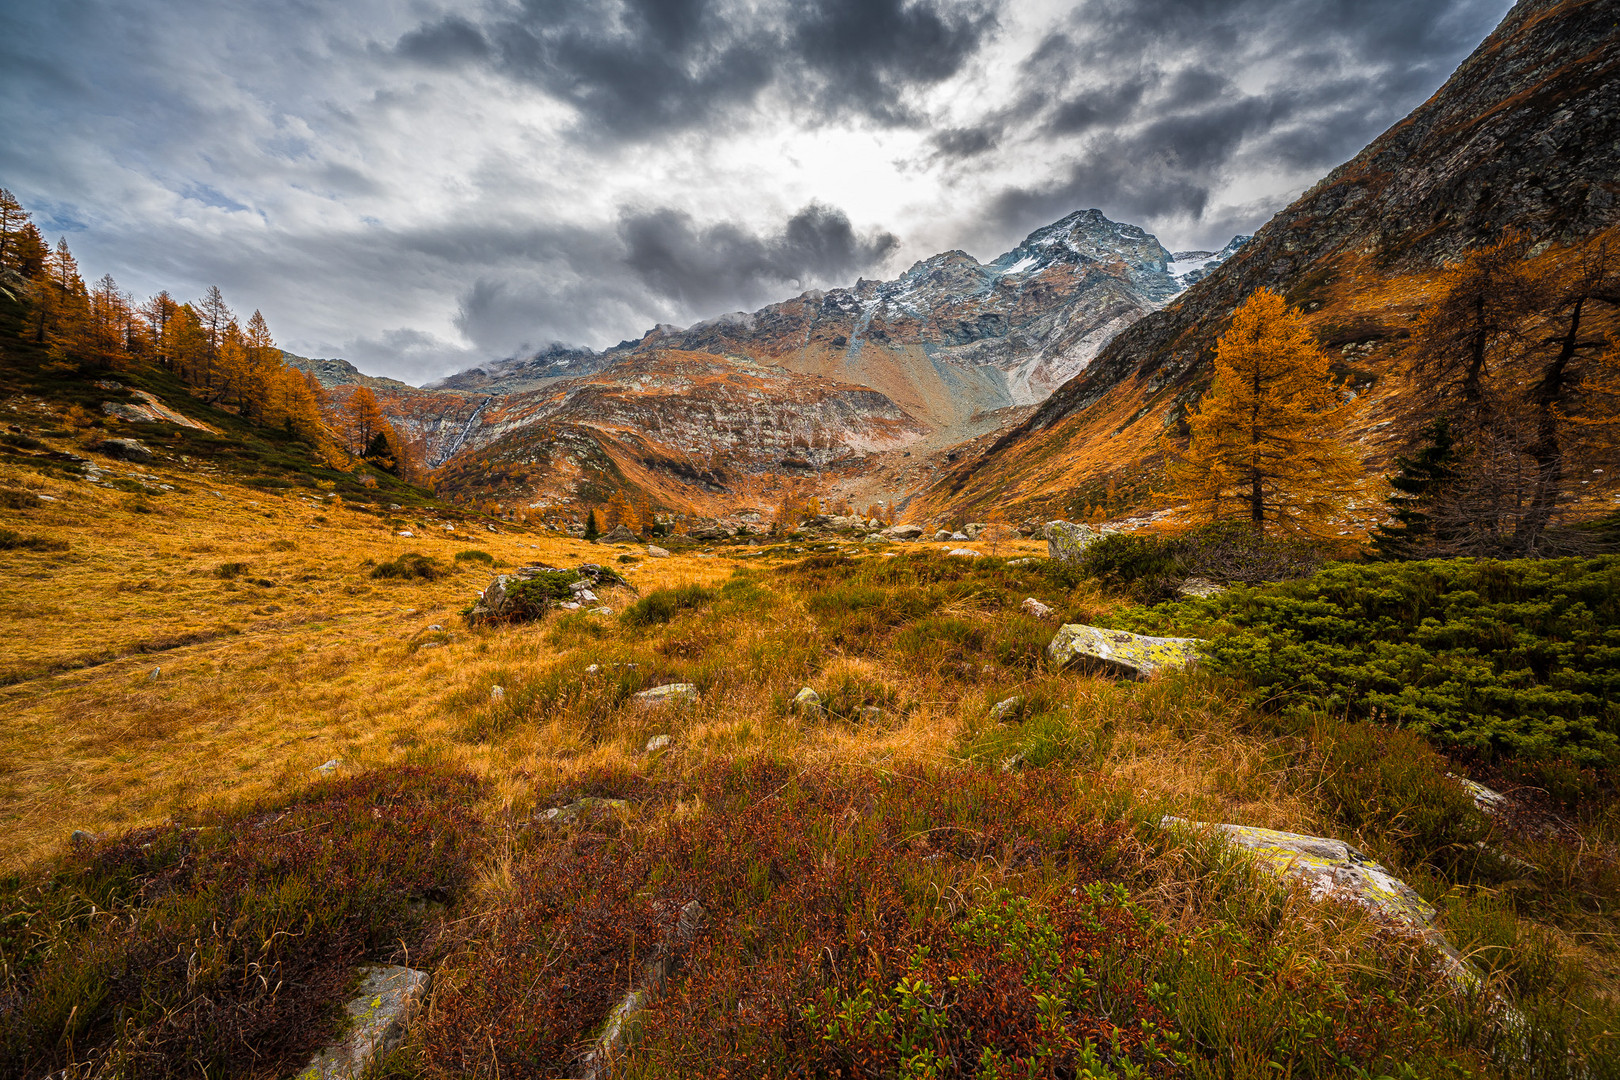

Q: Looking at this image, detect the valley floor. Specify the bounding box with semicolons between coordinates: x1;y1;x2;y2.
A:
2;439;1617;1079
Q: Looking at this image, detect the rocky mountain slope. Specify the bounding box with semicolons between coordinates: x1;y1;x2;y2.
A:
913;0;1620;524
344;210;1242;513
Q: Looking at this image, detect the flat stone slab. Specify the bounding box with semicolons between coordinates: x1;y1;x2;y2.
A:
635;683;699;706
296;965;430;1080
1047;624;1202;678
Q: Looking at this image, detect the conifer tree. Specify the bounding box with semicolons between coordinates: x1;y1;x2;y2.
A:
11;224;47;279
1169;288;1363;537
1372;419;1458;558
0;188;30;272
343;386;389;457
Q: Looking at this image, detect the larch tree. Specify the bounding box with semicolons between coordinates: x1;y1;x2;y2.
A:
1169;288;1364;537
0;188;30;271
343;386;389;457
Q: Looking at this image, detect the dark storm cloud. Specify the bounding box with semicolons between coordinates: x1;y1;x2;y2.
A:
969;0;1511;249
390;0;999;139
930;126;1000;159
444;203;898;359
620;203;899;310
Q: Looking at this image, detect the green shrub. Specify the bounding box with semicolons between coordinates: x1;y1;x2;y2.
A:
453;548;494;565
622;584;717;627
0;528;66;552
1080;522;1321;601
1116;556;1620;766
371;552;447;581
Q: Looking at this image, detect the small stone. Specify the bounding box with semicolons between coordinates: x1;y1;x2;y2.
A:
558;601;581;611
1020;597;1054;619
635;683;700;707
646;545;670;558
70;828;98;848
792;686;823;718
389;503;403;510
148;666;161;682
990;695;1024;722
1448;774;1509;814
397;531;414;538
589;606;613;615
417;641;445;649
314;758;341;775
586;664;600;673
427;624;444;631
645;734;672;754
490;685;505;701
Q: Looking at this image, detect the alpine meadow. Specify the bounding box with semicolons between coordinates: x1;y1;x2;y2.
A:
3;1;1620;1078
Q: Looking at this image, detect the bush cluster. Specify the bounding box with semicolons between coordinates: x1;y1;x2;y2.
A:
1117;556;1620;765
372;551;448;581
1080;522;1322;602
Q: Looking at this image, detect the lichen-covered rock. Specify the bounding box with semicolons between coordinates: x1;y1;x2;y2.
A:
636;683;699;707
1449;774;1509;814
1161;818;1478;991
1047;623;1201;678
793;687;824;718
1044;520;1099;563
990;696;1024;722
645;734;671;754
296;965;430;1080
469;564;631;623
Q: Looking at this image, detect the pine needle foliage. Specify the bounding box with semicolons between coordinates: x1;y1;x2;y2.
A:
1169;289;1363;537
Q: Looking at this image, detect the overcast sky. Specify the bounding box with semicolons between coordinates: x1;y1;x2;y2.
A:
0;0;1513;385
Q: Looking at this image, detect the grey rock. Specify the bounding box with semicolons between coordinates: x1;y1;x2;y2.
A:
94;437;152;463
70;829;98;848
600;524;638;543
1449;774;1509;814
884;524;924;541
1020;597;1055;619
1047;623;1201;679
148;666;161;682
636;683;700;707
792;686;823;718
646;545;670;558
1161;817;1481;992
314;758;341;775
589;606;614;615
1044;520;1099;564
933;530;952;542
294;965;431;1080
990;696;1025;722
963;522;988;539
579;900;708;1080
946;548;983;558
645;734;672;754
948;531;969;542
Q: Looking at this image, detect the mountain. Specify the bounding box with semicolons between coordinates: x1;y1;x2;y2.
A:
913;0;1620;525
280;350;415;392
356;210;1244;513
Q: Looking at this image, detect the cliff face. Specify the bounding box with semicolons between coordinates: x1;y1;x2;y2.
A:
915;0;1620;522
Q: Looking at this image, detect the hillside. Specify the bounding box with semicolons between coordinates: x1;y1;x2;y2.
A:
914;0;1620;525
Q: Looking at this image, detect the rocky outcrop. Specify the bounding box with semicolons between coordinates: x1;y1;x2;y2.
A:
468;564;630;622
1047;624;1202;678
296;965;430;1080
1162;819;1479;991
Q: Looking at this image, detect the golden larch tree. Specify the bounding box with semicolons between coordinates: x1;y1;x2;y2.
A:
1170;288;1363;537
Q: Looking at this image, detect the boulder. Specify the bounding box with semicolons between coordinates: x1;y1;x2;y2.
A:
646;545;670;558
636;683;700;707
296;965;430;1080
687;519;735;541
963;522;987;539
1020;597;1055;619
600;524;638;543
884;524;924;541
1449;774;1509;814
1178;577;1227;599
792;686;823;718
1044;520;1099;564
1047;623;1201;679
93;437;152;462
947;548;983;558
949;531;969;542
1161;818;1477;991
932;530;952;542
